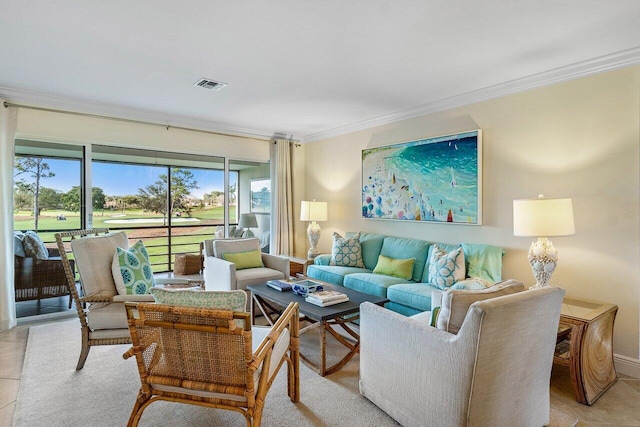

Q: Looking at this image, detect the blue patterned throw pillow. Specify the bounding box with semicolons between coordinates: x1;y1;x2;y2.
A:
112;240;155;295
330;232;364;268
428;245;464;290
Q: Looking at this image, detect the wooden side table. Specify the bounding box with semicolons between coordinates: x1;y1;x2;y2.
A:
554;296;618;405
286;256;313;278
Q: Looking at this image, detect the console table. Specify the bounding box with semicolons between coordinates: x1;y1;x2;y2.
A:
554;296;618;405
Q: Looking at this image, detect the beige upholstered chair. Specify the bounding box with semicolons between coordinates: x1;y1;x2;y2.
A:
55;229;155;370
202;237;289;292
123;301;300;427
359;284;565;427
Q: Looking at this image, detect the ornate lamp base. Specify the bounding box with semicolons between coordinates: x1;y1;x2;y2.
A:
307;221;321;259
528;237;558;288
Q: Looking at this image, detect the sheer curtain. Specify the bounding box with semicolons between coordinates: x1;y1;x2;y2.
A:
0;102;17;331
269;138;293;255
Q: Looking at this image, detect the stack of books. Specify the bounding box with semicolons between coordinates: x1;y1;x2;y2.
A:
305;290;349;307
266;279;298;292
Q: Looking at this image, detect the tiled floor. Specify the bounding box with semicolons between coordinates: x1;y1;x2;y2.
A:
1;311;639;426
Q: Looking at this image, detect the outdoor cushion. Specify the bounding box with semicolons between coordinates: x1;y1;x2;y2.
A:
86;301;128;330
14;231;27;257
22;231;49;260
72;231;128;298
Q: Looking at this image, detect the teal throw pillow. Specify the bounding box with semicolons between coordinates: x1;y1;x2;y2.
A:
330;232;364;268
113;240;155;295
428;245;464;290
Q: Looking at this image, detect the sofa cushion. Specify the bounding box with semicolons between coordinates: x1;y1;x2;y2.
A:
235;267;284;290
460;243;505;283
306;265;369;286
213;237;260;258
112;240;156;295
86;301;128;330
150;288;246;311
222;249;264;269
387;282;439;312
436;279;525;334
343;273;408;298
347;232;385;270
427;245;465;290
330;232;364;267
372;255;415;280
72;231;129;298
379;236;430;282
22;231;49;260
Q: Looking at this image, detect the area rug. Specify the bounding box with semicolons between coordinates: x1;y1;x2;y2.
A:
13;319;400;427
13;319;578;427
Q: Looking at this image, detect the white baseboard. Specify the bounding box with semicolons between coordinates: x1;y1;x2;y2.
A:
614;353;640;378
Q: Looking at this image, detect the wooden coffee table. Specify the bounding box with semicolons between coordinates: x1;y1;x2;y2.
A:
247;282;388;376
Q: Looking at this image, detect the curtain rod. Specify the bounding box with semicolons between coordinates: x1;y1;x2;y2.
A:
3;101;271;143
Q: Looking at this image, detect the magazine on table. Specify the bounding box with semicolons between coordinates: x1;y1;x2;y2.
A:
305;289;348;303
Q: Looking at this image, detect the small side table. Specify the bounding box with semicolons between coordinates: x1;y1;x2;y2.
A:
286;256;313;278
554;296;618;405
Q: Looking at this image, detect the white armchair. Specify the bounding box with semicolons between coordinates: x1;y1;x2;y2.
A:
359;284;565;427
202;237;289;292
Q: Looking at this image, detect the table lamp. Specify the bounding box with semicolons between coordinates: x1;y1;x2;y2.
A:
300;200;327;259
513;195;575;288
238;213;258;237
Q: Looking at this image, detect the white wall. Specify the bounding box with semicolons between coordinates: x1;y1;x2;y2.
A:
303;65;640;365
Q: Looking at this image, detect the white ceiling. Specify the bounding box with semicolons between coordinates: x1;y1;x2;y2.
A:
1;1;640;142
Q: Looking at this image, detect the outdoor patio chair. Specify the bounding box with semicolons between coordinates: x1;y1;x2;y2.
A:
123;301;300;427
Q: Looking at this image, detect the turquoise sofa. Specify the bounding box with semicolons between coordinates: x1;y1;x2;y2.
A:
306;232;504;316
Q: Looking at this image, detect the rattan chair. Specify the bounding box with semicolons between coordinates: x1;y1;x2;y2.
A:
123;301;300;427
55;228;155;370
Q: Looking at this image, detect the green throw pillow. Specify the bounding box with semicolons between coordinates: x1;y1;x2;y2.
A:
150;288;247;312
113;240;155;295
222;249;264;270
372;255;415;280
330;232;365;267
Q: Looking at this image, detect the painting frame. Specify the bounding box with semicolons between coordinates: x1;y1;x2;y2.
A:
250;178;271;214
361;130;482;225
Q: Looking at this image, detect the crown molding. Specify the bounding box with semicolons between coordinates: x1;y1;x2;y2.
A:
0;87;273;141
302;46;640;143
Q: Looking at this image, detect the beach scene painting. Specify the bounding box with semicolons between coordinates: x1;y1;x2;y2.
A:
362;130;482;224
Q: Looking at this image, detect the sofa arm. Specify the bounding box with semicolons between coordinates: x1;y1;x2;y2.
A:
359;302;478;426
314;254;332;266
262;253;290;277
203;256;236;290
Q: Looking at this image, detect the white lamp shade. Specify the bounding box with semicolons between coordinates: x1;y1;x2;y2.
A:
513;197;575;237
238;213;258;229
300;200;327;222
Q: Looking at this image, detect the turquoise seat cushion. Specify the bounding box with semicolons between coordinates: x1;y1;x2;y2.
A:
343;273;410;298
346;232;385;270
306;265;369;286
379;236;430;282
384;301;422;317
387;282;439;312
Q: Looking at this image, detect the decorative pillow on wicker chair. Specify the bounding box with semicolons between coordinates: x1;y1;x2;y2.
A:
428;245;465;290
22;231;49;260
112;240;156;295
329;232;364;267
150;288;247;312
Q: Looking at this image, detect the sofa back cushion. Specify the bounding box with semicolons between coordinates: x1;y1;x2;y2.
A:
71;231;129;298
346;232;385;270
14;231;26;257
379;236;430;282
212;237;260;258
436;279;525;334
22;231;49;260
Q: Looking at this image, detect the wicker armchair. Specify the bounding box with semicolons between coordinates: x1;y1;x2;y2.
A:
14;247;74;305
123;301;300;427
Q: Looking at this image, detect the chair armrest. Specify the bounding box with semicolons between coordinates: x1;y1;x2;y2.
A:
314;254;332;266
262;254;290;277
47;247;61;257
203;256;236;290
359;302;478;423
112;294;156;303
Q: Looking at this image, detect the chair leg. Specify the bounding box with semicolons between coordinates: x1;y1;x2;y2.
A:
76;326;91;370
127;390;152;427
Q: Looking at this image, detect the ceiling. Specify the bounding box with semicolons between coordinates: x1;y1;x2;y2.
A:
1;1;640;142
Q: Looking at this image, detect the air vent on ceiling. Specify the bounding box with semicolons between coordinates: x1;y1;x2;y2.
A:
194;78;227;91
